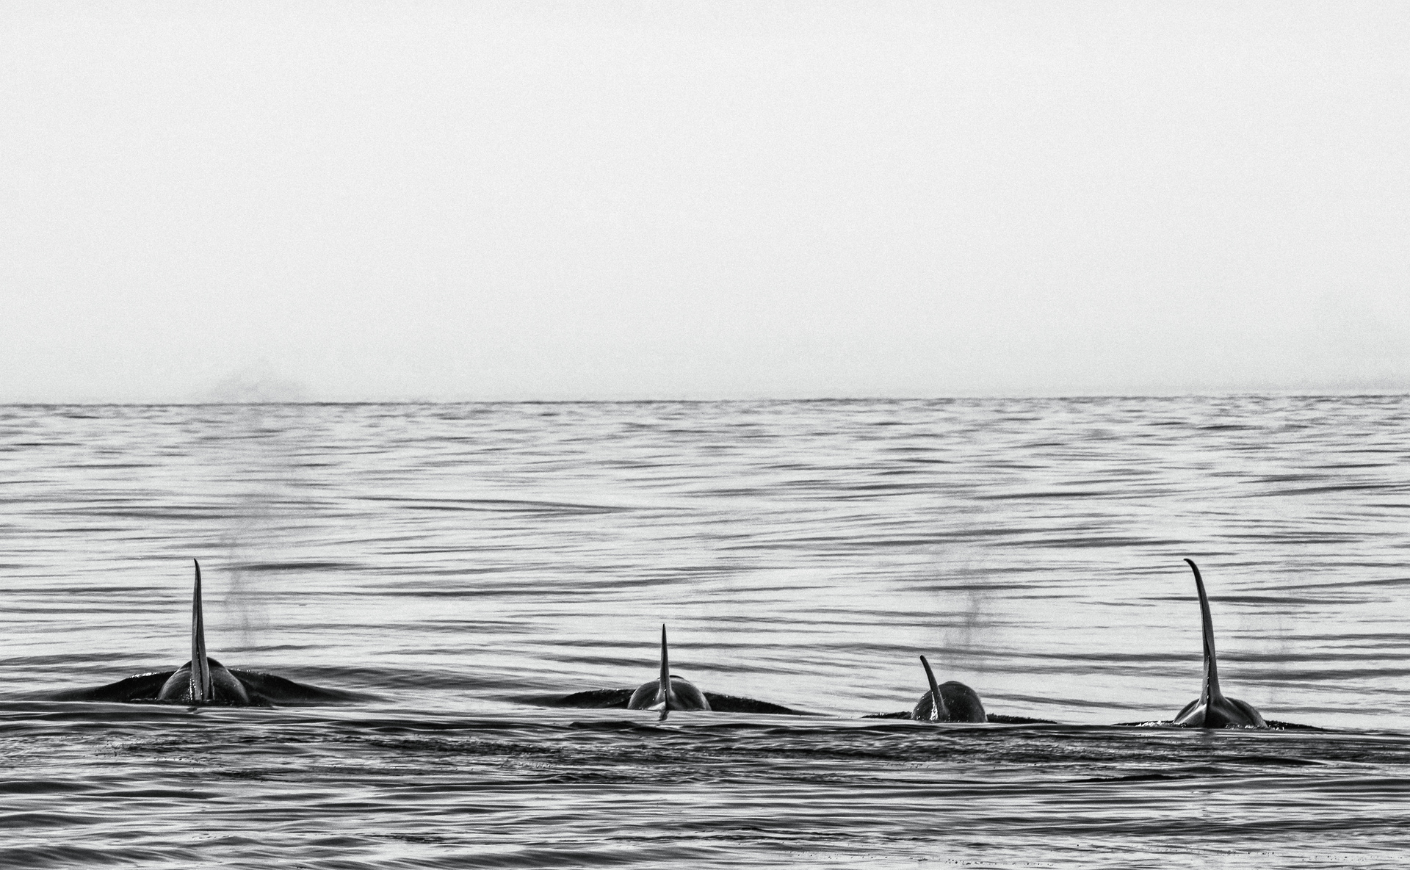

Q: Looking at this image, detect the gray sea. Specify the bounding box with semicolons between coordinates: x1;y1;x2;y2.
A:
3;398;1409;867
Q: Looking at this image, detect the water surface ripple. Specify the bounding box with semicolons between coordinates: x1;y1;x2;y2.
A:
2;398;1409;867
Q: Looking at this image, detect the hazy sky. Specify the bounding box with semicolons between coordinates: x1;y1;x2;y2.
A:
2;2;1407;401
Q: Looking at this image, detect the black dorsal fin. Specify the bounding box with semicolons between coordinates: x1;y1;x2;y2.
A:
657;624;671;721
190;559;212;702
1185;558;1223;705
920;655;947;721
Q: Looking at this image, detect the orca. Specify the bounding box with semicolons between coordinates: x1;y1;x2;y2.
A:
910;655;987;723
863;657;1053;724
1171;558;1267;729
626;625;711;721
545;624;806;717
51;560;353;707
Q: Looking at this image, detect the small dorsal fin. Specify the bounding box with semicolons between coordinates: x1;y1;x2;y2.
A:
1185;558;1223;704
920;655;947;721
190;560;212;702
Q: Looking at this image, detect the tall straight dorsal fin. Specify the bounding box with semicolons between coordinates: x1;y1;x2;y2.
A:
919;655;947;721
190;559;212;702
1184;558;1222;704
657;624;671;721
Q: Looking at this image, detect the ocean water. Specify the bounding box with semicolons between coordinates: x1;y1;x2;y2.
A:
2;398;1409;867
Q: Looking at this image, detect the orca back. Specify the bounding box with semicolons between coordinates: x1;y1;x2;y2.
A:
913;681;986;723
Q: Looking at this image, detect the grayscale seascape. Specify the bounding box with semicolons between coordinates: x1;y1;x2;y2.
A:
3;397;1409;867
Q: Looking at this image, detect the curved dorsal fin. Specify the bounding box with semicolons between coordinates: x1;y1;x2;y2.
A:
190;559;212;702
920;655;947;721
1184;558;1223;704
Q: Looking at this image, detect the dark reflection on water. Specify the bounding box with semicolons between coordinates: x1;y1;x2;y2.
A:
2;398;1409;867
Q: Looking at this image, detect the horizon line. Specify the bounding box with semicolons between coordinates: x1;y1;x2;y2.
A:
4;390;1409;407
